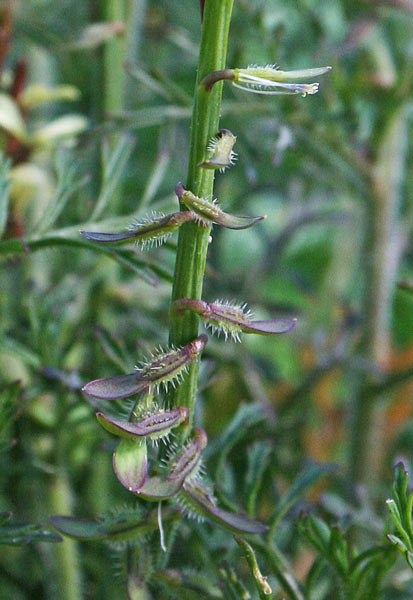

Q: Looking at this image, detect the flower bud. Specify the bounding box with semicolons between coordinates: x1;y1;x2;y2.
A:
197;129;237;172
232;64;331;96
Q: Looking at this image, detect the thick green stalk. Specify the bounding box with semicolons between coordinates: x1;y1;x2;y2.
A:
102;0;126;116
47;470;83;600
168;0;234;427
349;106;407;487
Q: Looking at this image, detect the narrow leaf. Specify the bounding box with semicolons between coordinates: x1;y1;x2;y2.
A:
50;507;179;542
270;463;335;531
234;536;272;599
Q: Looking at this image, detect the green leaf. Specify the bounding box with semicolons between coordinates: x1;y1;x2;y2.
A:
234;536;272;599
246;441;272;517
386;499;403;532
386;534;407;552
35;149;89;234
0;522;62;545
91;134;136;220
0;511;12;527
94;326;131;373
50;507;179;542
0;381;20;452
0;236;161;285
269;463;335;531
0;336;41;368
157;569;221;600
205;403;265;478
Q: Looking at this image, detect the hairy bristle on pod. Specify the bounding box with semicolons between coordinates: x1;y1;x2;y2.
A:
171;298;297;342
232;65;331;97
80;211;197;249
135;334;208;394
166;427;208;485
82;335;207;400
178;481;269;534
175;183;265;230
96;406;188;442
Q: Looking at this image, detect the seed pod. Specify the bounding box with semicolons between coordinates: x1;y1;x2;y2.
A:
176;481;268;534
82;334;208;400
96;406;188;442
113;439;148;492
135;428;207;501
80;211;197;249
172;298;297;342
175;183;265;230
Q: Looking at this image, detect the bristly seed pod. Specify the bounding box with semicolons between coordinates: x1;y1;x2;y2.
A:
82;334;208;400
166;427;207;484
197;129;237;172
172;298;297;342
80;211;197;249
175;480;268;534
175;182;265;230
134;428;207;501
96;406;189;443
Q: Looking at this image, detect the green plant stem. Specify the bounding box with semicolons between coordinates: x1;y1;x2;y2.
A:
102;0;126;116
255;540;305;600
168;0;234;429
349;106;407;487
48;470;83;600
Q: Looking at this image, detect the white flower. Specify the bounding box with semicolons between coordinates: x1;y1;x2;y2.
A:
232;64;331;97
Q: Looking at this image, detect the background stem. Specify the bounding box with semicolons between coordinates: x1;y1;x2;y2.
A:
349;106;408;487
168;0;234;429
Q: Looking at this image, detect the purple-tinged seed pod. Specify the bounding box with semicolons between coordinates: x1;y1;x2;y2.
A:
82;335;208;400
176;480;268;534
172;298;297;342
166;427;207;484
80;210;197;249
135;428;208;501
96;406;188;441
113;439;148;492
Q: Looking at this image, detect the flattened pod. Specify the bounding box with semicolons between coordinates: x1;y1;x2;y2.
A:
82;334;208;400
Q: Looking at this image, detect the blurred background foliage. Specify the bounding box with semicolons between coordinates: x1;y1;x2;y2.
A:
0;0;413;598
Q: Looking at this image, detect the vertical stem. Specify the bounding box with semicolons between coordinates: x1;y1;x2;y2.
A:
102;0;126;116
168;0;234;428
349;107;407;486
47;470;83;600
